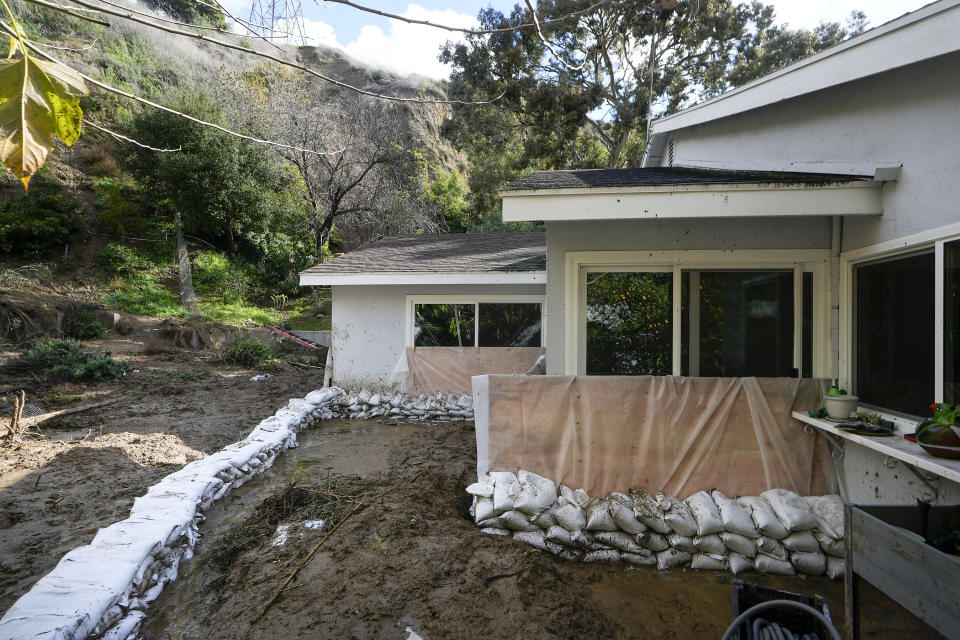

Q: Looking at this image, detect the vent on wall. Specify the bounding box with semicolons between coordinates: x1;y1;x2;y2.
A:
667;139;675;166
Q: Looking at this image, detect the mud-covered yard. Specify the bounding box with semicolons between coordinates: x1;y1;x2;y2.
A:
138;420;932;640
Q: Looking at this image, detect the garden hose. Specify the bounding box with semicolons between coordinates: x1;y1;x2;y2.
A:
720;599;842;640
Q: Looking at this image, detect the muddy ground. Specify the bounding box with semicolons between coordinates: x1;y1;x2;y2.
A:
139;420;934;640
0;335;324;612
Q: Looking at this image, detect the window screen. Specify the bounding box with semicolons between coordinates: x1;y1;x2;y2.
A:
855;252;935;416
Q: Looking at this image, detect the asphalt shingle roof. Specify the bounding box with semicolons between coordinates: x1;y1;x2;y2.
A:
500;167;872;191
300;232;546;275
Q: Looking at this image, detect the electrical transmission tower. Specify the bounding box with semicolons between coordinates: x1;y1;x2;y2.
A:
249;0;307;45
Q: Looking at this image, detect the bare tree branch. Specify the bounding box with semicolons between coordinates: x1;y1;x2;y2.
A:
195;0;285;50
20;0;109;25
524;0;586;72
84;119;181;151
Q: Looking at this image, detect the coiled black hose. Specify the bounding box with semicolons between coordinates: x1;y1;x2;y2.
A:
720;599;842;640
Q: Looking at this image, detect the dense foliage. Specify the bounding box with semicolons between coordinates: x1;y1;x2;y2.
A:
223;336;277;367
64;309;107;340
0;193;82;258
11;339;125;381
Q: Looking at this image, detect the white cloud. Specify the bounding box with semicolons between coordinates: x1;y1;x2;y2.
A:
301;16;343;50
339;5;478;79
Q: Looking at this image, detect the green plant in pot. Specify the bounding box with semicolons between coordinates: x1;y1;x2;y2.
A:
915;403;960;458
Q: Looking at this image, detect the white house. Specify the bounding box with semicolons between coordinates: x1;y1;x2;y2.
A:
492;0;960;506
299;233;546;393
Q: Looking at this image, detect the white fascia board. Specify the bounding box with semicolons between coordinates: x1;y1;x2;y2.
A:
501;181;882;222
299;271;546;287
648;0;960;139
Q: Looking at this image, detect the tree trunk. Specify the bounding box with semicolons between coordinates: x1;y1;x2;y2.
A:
175;211;200;317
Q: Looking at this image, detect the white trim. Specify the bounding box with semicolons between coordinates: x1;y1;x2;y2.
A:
299;271;546;287
404;294;546;348
500;182;882;223
564;249;831;376
645;0;960;153
936;240;946;402
672;266;682;377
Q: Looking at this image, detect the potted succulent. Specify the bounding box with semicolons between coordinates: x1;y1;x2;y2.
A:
914;403;960;459
823;384;859;420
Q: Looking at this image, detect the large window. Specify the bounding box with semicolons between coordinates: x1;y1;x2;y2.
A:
945;240;960;404
413;300;542;347
854;252;935;416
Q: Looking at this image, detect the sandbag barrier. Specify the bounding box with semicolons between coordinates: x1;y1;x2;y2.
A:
468;470;845;579
0;388;473;640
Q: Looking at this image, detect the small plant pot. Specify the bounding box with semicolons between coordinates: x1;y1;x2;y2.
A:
824;395;859;420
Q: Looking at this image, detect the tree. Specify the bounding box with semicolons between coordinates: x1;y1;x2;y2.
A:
140;0;227;28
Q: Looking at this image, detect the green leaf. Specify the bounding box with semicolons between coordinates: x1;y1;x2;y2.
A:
0;56;88;190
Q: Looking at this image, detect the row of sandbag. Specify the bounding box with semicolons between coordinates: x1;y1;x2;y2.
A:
467;469;845;579
0;387;347;640
324;389;474;421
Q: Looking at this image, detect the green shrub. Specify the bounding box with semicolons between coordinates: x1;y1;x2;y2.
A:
95;243;154;275
0;195;83;258
64;309;107;340
193;251;253;303
11;339;125;382
95;178;155;237
223;337;276;367
105;275;185;317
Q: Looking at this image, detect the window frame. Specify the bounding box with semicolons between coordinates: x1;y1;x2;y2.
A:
565;250;831;377
405;294;546;348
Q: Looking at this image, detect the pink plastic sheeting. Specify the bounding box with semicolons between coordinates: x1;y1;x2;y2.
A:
406;346;545;396
477;375;836;499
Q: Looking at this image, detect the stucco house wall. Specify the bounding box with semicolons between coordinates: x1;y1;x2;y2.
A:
331;283;546;390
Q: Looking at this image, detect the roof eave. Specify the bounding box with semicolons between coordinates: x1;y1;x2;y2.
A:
298;270;547;287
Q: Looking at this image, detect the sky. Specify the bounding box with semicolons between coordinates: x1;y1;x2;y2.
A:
225;0;933;79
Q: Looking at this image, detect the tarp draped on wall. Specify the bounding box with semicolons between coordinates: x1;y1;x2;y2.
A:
406;347;545;396
474;375;836;499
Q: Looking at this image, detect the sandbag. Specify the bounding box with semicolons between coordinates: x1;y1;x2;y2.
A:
656;549;691;570
720;532;757;558
740;496;789;540
586;499;618;532
728;553;754;575
514;469;558;516
659;493;699;537
814;530;844;557
584;549;621;563
761;489;817;531
712;491;759;538
481;527;510;536
532;508;557;529
545;525;574;547
686;491;724;536
639;531;670;552
633;491;673;534
466;482;494;498
572;530;608;551
513;530;548;550
491;472;520;514
693;534;727;556
474;498;494;524
754;554;795;576
667;534;696;553
554;503;587;532
756;536;788;561
499;510;538;532
804;495;845;539
790;551;827;576
826;555;845;580
623;551;656;566
610;494;647;534
595;531;644;554
690;553;728;571
783;530;820;553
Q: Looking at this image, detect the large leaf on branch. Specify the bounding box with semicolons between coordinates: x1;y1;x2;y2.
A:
0;56;88;190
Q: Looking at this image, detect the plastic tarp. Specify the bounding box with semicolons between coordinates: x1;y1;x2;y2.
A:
406;346;545;396
475;375;836;499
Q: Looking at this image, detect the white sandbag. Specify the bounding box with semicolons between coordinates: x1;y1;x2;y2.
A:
690;553;728;571
685;491;724;536
474;498;494;524
667;534;696;553
585;499;618;532
761;489;817;531
513;530;548;550
804;495;845;539
558;485;578;506
610;494;647;534
595;531;644;554
754;554;795;576
481;527;511;536
720;532;757;558
476;517;501;529
814;530;844;557
622;550;656;566
783;530;820;553
574;489;592;508
740;496;790;540
572;530;608;551
554;504;587;532
693;534;727;556
711;491;759;538
660;494;699;537
498;510;538;532
634;491;673;534
826;555;845;580
466;482;494;498
656;549;691;570
514;469;559;515
639;531;670;552
728;553;754;575
545;525;574;547
584;550;621;563
491;472;520;514
756;536;788;561
790;551;826;576
532;508;557;529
